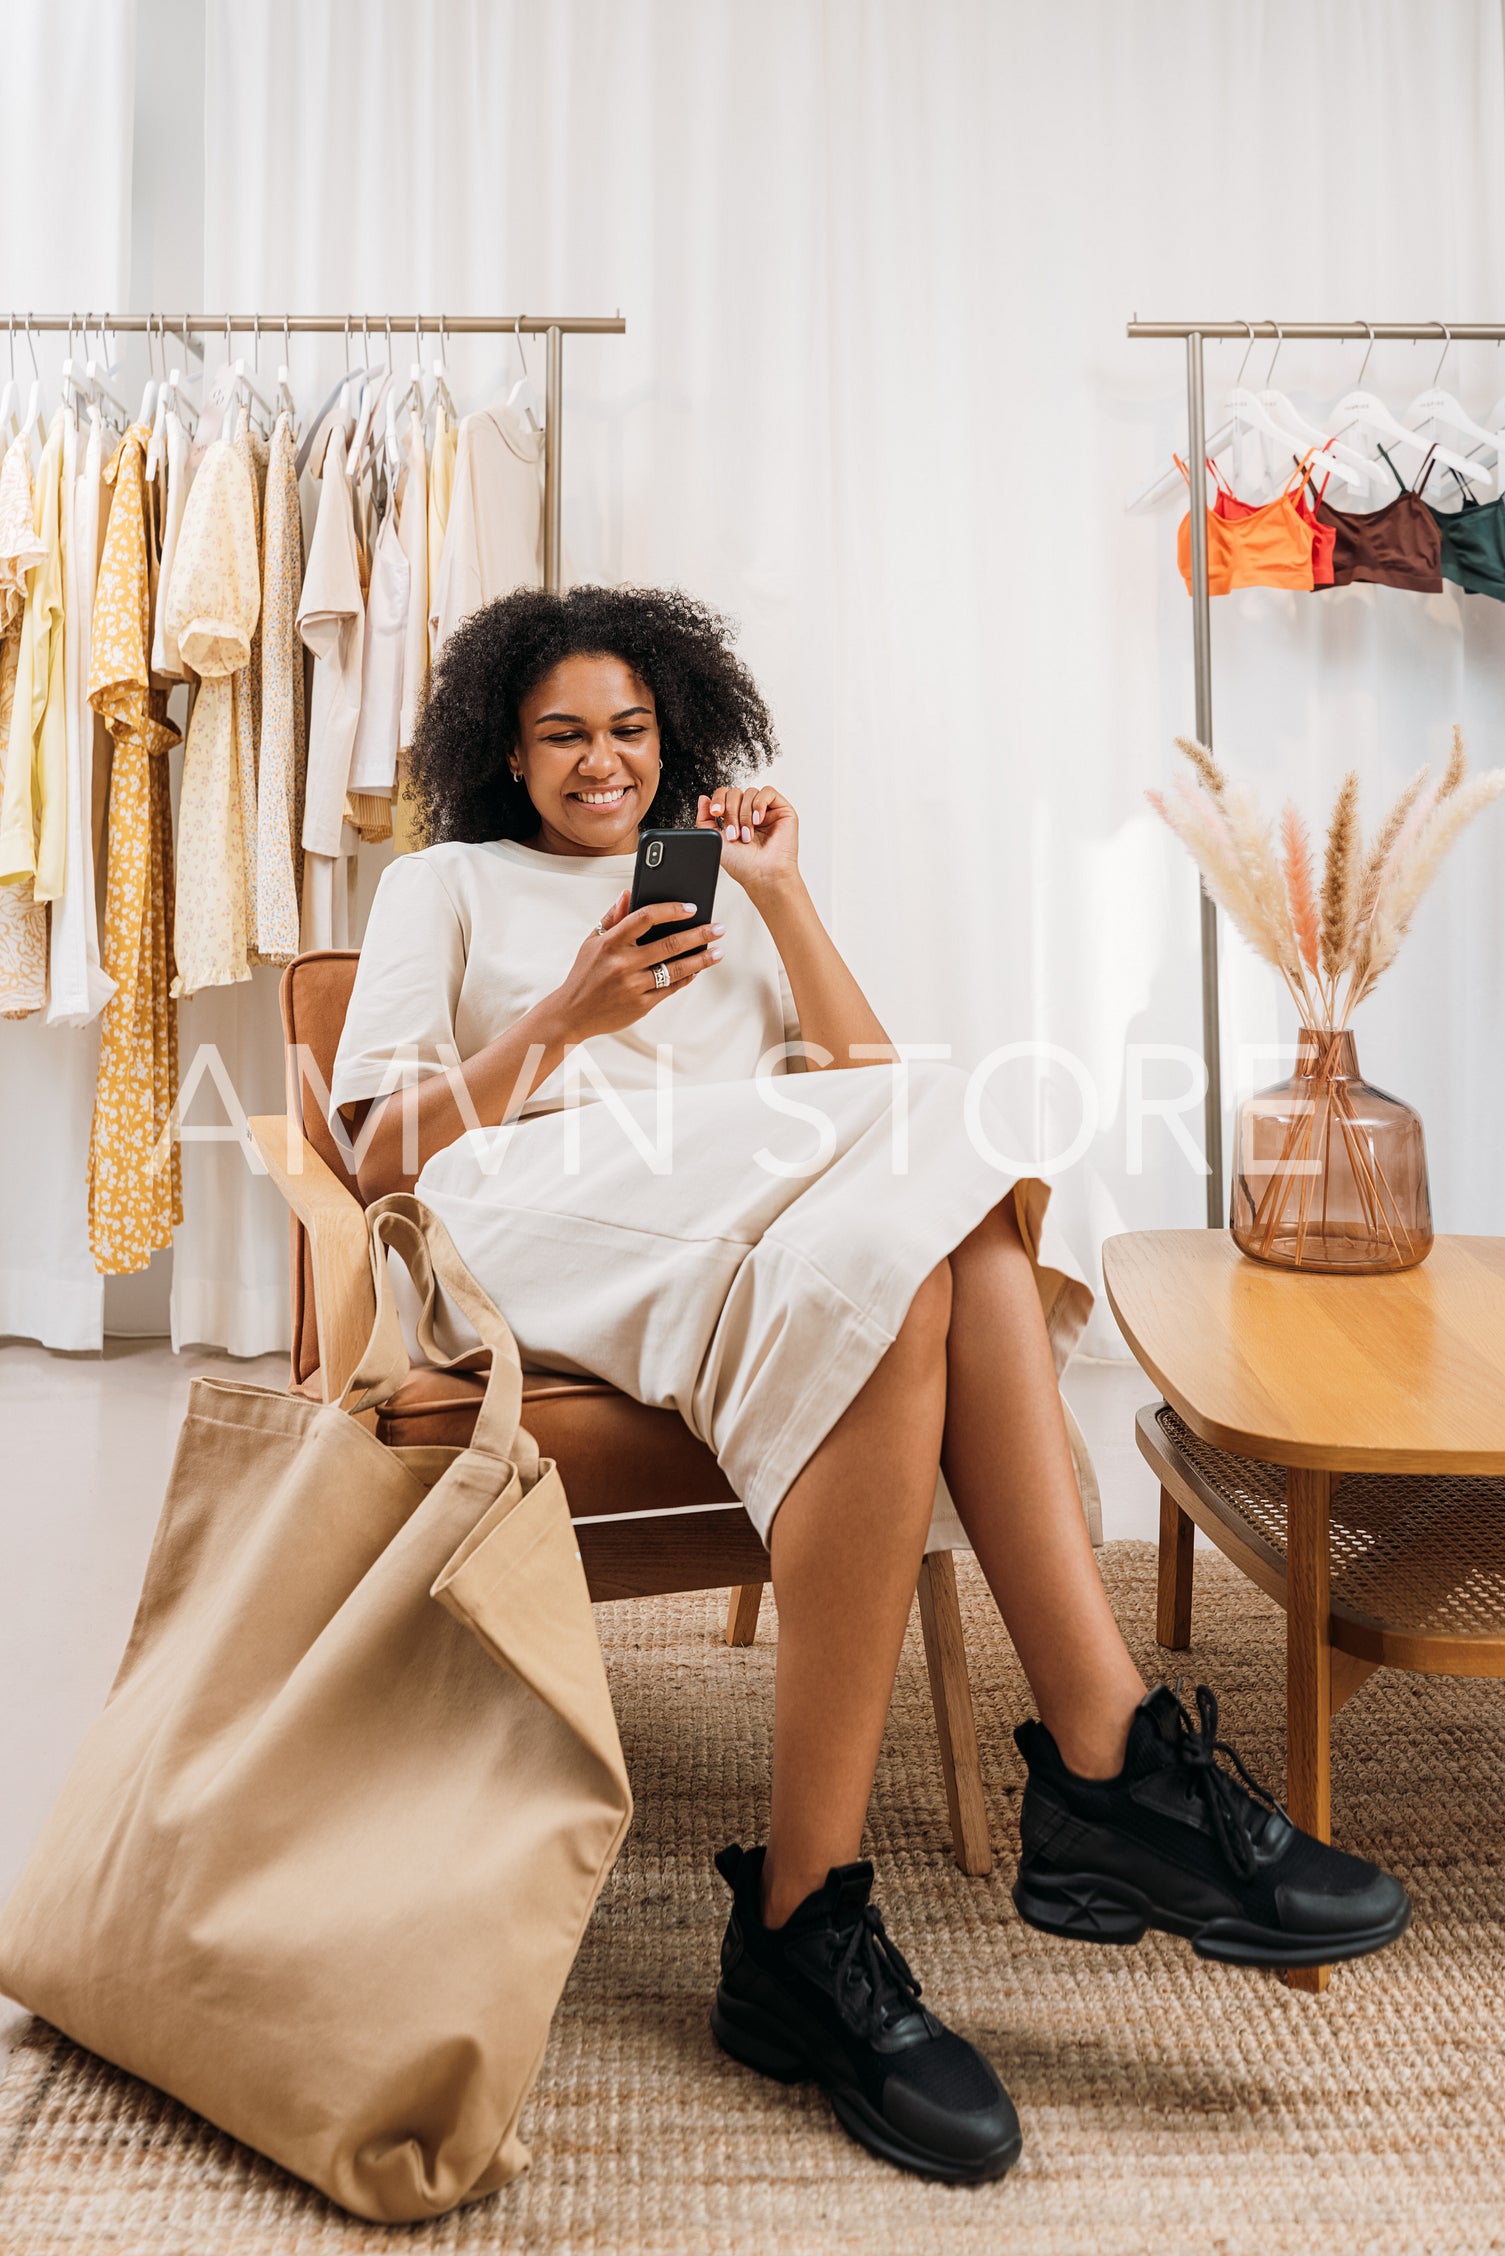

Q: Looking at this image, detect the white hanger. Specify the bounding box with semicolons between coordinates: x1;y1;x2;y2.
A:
505;315;543;436
60;316;91;426
430;312;457;426
343;315;390;480
399;316;427;426
1402;324;1500;474
294;316;371;478
348;369;390;481
83;312;130;429
1221;323;1365;493
275;314;300;437
229;315;275;434
1126;322;1363;511
60;356;87;422
0;317;20;444
1329;322;1489;488
146;357;194;481
1220;386;1367;494
137;312;161;431
1249;328;1379;492
18;315;44;451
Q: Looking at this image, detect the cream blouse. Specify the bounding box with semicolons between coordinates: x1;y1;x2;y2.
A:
331;838;800;1122
166;433;261;992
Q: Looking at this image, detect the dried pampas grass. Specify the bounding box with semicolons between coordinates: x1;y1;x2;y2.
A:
1280;803;1320;975
1319;771;1360;984
1150;732;1505;1032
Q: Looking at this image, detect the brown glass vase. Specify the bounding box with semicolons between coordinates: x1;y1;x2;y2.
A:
1230;1028;1433;1274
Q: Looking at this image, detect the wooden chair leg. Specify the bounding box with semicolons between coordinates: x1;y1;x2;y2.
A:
1284;1466;1333;1994
1157;1486;1195;1648
916;1551;992;1876
724;1582;764;1646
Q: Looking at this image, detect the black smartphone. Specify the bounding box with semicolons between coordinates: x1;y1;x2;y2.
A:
628;827;722;953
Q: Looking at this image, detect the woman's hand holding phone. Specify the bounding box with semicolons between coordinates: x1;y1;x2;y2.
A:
697;785;799;899
555;891;725;1039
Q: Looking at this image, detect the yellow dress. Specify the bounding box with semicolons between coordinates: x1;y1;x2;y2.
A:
87;424;182;1275
0;410;67;902
165;434;261;992
255;411;306;962
232;410;268;958
0;434;48;1013
426;398;456;664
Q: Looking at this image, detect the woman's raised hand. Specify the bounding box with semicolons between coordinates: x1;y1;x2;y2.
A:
553;889;725;1039
698;785;799;894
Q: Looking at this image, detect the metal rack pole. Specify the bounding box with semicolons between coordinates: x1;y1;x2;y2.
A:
1128;320;1505;341
544;324;564;593
1184;331;1223;1226
0;313;626;335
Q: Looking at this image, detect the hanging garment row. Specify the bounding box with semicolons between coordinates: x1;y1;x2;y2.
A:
0;336;547;1276
1151;334;1505;601
1176;444;1505;599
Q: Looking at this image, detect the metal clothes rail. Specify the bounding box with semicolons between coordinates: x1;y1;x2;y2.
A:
4;311;628;593
1126;317;1505;1226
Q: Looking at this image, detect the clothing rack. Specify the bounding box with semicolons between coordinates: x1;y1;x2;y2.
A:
5;311;628;593
1126;317;1505;1226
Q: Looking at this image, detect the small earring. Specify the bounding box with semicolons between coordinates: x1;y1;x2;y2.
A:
510;767;523;784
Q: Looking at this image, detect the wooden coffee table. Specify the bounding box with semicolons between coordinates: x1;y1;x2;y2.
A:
1102;1230;1505;1991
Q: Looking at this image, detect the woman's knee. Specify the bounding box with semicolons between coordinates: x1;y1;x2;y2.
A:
954;1195;1026;1269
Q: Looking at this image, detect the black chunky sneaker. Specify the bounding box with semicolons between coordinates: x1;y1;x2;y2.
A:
710;1843;1021;2183
1012;1684;1411;1969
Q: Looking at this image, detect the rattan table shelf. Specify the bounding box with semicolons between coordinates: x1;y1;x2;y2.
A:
1102;1230;1505;1992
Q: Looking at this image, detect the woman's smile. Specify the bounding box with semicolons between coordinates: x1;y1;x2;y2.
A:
569;784;633;807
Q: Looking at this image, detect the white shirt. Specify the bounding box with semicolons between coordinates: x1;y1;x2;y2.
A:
297;428;364;857
429;405;542;654
331;838;800;1121
397;406;428;752
48;410;114;1025
347;499;409;796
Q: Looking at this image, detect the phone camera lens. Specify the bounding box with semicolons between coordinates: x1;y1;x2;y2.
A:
646;841;663;867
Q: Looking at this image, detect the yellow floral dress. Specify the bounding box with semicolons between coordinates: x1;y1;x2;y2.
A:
232;409;268;957
426;397;456;663
0;410;66;904
165;434;261;992
0;434;48;1014
87;424;182;1275
256;411;306;961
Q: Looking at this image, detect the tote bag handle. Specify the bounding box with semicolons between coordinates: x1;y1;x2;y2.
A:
339;1193;537;1474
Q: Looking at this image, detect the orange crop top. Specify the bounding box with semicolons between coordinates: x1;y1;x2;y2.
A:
1176;454;1322;595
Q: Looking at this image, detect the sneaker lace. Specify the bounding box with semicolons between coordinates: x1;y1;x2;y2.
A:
1173;1683;1289;1882
832;1903;925;2037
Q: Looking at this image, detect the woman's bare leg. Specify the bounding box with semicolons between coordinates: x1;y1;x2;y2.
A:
942;1200;1145;1780
762;1260;952;1928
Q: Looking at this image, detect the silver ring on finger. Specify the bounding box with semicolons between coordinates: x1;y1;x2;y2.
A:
593;919;606;936
652;961;672;990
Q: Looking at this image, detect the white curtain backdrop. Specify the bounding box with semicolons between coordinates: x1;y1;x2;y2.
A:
4;0;1505;1357
0;0;137;1350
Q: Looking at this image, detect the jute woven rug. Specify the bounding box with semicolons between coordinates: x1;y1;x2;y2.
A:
2;1541;1503;2256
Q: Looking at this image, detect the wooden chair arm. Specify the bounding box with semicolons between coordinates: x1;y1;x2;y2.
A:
249;1114;376;1403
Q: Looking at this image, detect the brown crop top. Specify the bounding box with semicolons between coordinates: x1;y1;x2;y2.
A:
1316;446;1443;594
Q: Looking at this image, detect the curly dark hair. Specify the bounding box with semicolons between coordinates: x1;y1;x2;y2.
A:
406;585;779;845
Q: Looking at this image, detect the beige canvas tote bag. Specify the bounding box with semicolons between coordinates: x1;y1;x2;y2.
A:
0;1193;632;2223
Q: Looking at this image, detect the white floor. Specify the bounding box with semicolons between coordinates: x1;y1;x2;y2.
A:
0;1338;1164;2058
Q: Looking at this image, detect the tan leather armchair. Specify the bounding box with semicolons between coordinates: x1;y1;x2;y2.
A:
249;951;992;1874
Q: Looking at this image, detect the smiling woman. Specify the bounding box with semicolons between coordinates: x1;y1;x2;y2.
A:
407;584;779;850
324;581;1406;2184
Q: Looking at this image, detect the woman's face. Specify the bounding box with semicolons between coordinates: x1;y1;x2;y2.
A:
512;653;661;856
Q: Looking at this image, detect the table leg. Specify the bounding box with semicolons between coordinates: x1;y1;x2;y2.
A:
1284;1465;1333;1994
1156;1486;1195;1648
